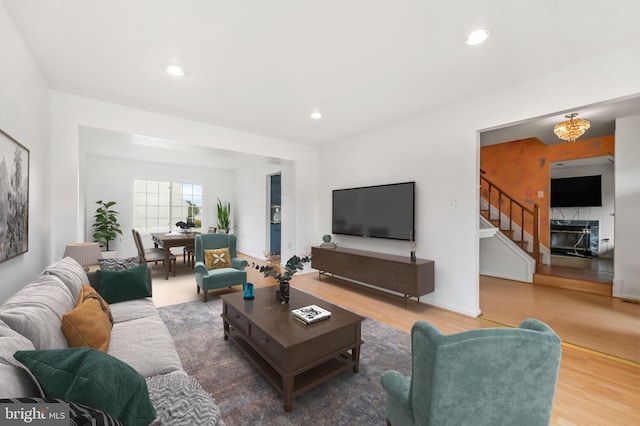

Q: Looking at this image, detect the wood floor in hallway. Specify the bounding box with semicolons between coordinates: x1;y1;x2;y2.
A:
480;275;639;363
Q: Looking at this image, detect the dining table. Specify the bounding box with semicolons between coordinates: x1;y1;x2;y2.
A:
150;231;200;279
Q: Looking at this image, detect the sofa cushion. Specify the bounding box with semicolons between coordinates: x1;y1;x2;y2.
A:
62;285;113;352
0;397;124;426
0;320;40;398
0;275;74;349
109;316;183;378
108;298;158;324
204;248;231;270
97;263;151;304
98;256;140;271
41;256;89;301
14;348;156;426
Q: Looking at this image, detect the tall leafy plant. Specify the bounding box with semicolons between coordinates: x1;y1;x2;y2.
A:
92;200;122;251
217;198;230;232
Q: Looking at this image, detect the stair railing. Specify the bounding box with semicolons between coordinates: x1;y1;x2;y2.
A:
480;175;540;269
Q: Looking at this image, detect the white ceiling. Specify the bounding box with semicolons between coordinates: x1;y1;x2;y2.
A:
4;0;640;146
481;95;640;146
79;126;286;170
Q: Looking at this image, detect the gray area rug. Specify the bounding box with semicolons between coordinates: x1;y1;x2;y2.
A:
158;297;412;425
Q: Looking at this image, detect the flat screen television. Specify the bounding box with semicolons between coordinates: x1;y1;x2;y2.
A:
332;182;415;241
550;175;602;208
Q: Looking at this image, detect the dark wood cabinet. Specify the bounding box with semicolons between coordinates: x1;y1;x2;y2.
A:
311;246;434;304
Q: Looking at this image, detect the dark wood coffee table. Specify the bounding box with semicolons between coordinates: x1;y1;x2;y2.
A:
221;286;364;411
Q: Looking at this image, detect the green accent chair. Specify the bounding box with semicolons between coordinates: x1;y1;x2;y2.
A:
195;233;247;302
380;319;562;426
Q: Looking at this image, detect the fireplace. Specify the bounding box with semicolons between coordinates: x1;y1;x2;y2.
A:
550;220;599;257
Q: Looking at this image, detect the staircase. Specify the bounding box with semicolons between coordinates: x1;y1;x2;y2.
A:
480;174;612;295
479;175;540;268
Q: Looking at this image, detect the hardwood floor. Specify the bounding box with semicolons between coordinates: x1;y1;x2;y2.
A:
150;255;640;426
480;275;639;363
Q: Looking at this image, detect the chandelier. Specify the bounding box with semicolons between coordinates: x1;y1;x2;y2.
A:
553;113;590;142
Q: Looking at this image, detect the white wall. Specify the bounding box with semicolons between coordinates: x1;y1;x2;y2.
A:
82;154;235;258
234;161;295;260
49;92;320;266
613;115;640;300
550;163;615;257
319;44;640;317
0;3;51;303
319;110;480;316
480;235;536;283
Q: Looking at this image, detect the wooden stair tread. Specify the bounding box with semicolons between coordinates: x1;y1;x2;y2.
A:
534;266;613;297
534;272;611;285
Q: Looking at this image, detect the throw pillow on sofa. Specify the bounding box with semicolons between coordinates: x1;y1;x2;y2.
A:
62;285;113;352
96;263;151;304
204;248;231;270
13;348;156;426
98;256;140;271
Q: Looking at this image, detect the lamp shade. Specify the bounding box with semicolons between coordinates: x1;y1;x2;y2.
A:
63;242;102;269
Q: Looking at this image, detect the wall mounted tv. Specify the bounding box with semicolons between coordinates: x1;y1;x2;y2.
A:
332;182;415;241
550;175;602;208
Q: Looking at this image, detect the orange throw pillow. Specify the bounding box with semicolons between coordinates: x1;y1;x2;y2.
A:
62;285;113;352
204;248;231;270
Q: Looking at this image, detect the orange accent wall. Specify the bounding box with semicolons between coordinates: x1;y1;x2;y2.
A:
480;135;614;247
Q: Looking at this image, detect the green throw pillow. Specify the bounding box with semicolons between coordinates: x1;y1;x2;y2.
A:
96;263;151;304
14;348;156;426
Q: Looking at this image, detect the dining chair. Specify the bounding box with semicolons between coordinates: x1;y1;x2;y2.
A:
132;229;176;277
183;246;195;269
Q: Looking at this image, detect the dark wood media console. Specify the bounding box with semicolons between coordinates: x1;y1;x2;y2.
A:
311;246;434;305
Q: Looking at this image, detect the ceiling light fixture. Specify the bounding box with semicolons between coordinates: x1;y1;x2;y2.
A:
310;111;322;120
464;29;491;46
553;113;591;142
164;64;186;77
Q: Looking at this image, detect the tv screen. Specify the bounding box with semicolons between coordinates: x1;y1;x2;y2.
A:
332;182;415;241
550;175;602;208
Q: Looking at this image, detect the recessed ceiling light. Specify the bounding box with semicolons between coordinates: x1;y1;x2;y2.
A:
310;111;322;120
164;64;186;77
464;29;491;46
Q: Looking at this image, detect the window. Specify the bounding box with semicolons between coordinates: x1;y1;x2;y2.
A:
133;179;203;231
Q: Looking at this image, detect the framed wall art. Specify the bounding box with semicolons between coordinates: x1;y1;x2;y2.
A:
0;128;29;263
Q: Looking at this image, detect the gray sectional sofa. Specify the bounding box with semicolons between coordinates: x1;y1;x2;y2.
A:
0;257;223;425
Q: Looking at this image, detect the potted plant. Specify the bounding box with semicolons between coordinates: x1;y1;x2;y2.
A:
92;200;123;258
217;198;231;233
253;253;312;303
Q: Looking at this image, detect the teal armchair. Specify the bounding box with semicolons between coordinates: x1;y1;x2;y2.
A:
195;233;247;302
381;319;562;426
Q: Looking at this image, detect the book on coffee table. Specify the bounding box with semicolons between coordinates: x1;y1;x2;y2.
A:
292;304;331;324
